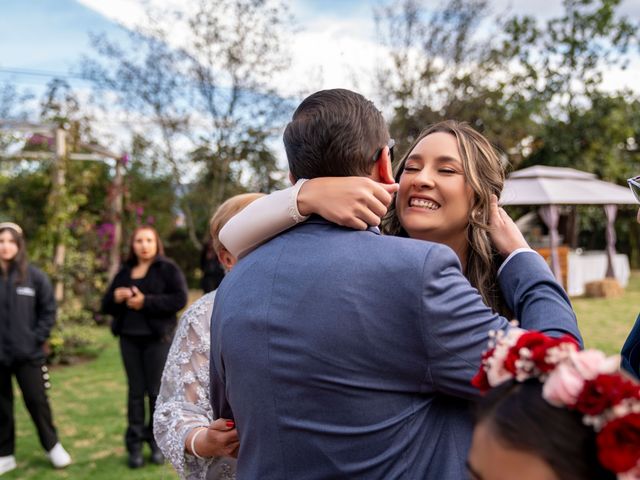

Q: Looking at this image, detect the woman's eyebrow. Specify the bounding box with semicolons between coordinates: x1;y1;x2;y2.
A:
434;155;462;164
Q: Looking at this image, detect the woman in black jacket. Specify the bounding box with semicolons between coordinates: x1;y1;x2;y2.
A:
0;222;71;475
102;225;188;469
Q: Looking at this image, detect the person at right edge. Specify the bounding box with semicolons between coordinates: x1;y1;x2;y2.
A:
622;175;640;379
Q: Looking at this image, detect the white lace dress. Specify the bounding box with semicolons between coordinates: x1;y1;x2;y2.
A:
154;291;236;480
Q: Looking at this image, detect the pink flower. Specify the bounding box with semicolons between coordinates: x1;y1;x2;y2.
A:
543;362;585;407
619;463;640;480
619;462;640;480
571;350;619;380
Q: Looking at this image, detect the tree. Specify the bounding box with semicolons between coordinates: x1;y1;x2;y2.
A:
503;0;640;262
524;93;640;182
503;0;637;119
183;0;291;205
375;0;639;166
374;0;540;158
82;0;292;249
0;82;35;160
376;0;640;265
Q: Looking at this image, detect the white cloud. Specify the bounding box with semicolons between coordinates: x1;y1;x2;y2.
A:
602;59;640;94
275;17;381;98
76;0;148;28
76;0;382;100
78;0;639;102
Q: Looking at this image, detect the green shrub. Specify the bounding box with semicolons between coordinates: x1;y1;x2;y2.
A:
48;324;109;365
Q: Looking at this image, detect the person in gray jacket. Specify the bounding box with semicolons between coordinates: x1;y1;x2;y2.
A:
0;222;71;476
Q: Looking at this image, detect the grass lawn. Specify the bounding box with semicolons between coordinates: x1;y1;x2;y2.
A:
7;327;178;480
8;277;639;479
573;270;640;354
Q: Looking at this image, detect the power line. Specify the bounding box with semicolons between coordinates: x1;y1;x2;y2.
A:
0;67;89;82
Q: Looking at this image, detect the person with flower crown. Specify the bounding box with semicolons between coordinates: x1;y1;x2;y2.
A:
468;328;640;480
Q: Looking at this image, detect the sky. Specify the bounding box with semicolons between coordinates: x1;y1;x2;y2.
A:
2;0;639;98
1;0;639;156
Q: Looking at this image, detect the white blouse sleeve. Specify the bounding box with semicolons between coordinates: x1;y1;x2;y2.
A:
219;179;309;259
153;292;236;480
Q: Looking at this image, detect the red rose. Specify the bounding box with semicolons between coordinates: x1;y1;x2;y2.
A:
597;413;640;473
532;335;579;372
503;332;577;374
471;368;490;391
471;348;494;392
503;332;547;374
575;374;640;415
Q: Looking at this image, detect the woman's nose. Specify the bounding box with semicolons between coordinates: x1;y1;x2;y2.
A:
412;168;435;189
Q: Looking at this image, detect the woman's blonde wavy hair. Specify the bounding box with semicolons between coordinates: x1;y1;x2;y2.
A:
383;120;510;317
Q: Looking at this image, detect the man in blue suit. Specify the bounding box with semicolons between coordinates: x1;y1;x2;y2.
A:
210;89;581;479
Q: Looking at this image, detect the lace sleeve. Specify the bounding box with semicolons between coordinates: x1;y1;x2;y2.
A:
154;292;236;480
218;179;309;259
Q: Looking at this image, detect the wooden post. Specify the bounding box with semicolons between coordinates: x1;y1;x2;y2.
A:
108;156;124;280
52;128;66;302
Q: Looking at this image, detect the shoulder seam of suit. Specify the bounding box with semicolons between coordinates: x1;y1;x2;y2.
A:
419;245;436;390
262;239;290;478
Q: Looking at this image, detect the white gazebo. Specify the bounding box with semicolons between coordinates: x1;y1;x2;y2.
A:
501;166;636;289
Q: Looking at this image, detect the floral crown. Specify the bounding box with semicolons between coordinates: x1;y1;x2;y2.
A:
472;327;640;479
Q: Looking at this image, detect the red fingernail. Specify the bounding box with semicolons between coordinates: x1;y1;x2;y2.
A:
226;420;235;428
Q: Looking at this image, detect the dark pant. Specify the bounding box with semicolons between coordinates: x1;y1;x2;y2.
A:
119;335;171;453
0;360;59;455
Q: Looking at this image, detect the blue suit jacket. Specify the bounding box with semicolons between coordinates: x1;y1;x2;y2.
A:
622;315;640;378
210;218;581;480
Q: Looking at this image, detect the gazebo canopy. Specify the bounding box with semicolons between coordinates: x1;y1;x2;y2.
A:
499;165;636;285
501;165;636;205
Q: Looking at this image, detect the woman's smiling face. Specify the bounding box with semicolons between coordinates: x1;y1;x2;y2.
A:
396;132;474;246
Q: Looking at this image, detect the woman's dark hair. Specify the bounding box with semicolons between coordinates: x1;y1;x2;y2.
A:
125;225;164;265
476;380;615;480
0;226;28;284
284;89;389;180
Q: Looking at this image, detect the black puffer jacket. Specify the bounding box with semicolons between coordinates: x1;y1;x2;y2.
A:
101;255;188;338
0;264;56;365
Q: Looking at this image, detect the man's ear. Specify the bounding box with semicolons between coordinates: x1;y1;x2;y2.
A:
377;148;395;184
217;248;237;272
288;171;297;186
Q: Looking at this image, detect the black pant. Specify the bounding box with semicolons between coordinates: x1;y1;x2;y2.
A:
0;360;59;455
119;335;171;453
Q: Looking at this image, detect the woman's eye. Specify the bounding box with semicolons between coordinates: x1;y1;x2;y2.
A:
403;165;419;172
439;168;457;174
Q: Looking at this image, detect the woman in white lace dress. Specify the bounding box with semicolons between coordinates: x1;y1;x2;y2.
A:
154;193;264;480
